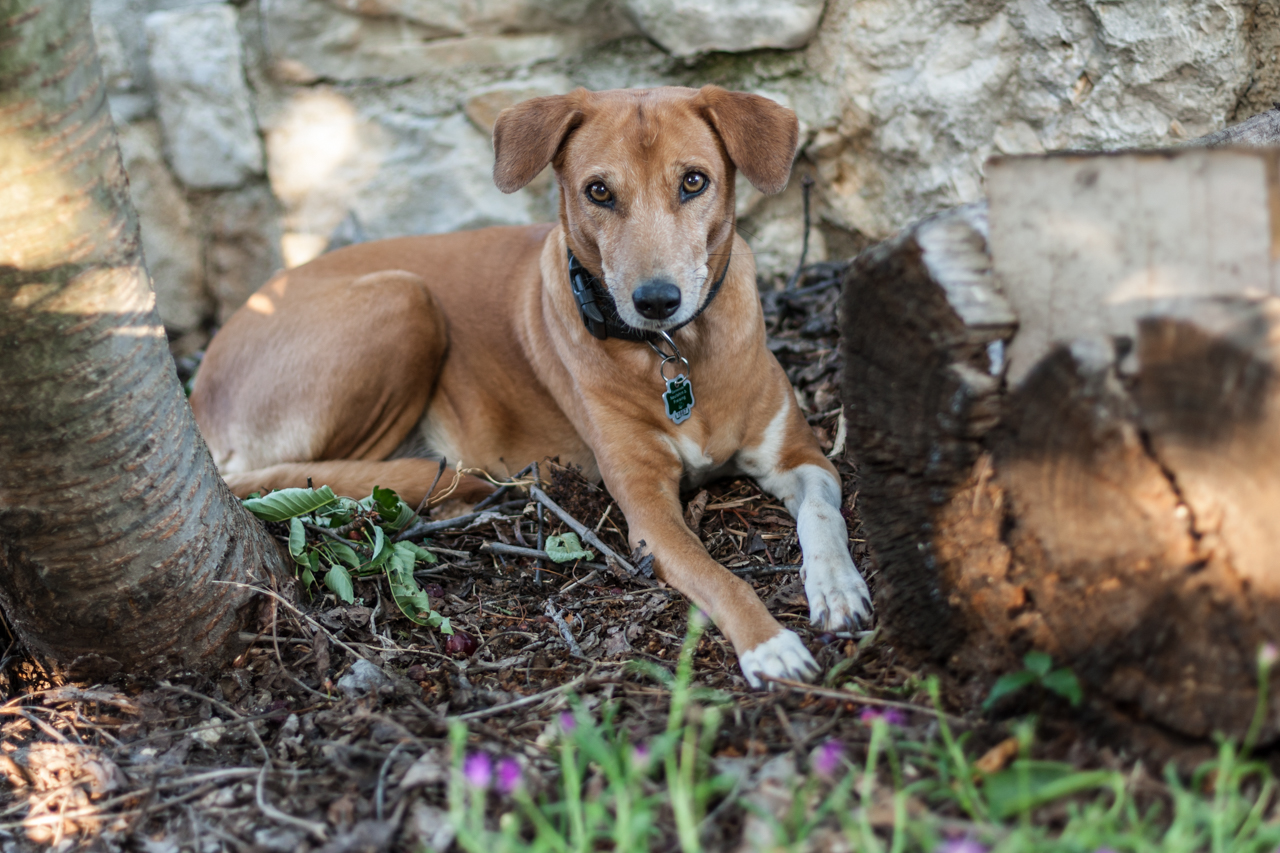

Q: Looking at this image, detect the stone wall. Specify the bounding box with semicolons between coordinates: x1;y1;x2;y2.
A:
90;0;1280;351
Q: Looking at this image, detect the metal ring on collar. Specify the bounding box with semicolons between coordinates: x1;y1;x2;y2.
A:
659;354;690;383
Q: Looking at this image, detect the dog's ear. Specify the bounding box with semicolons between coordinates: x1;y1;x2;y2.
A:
492;90;585;193
697;87;799;195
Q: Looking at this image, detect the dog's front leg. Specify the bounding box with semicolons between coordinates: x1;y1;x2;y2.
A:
595;439;819;688
738;407;873;634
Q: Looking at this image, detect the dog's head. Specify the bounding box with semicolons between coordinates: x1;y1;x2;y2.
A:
492;86;798;332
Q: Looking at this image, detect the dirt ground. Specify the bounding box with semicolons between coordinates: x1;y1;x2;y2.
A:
0;264;1027;852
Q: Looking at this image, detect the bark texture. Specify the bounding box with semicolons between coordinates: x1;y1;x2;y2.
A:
0;0;288;680
841;118;1280;742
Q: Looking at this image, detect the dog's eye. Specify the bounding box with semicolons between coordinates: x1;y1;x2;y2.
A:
681;172;708;197
586;182;613;205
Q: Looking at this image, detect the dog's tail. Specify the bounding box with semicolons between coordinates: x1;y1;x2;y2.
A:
221;459;495;510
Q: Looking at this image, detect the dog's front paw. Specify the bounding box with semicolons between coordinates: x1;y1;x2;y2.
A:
805;556;873;632
738;630;819;689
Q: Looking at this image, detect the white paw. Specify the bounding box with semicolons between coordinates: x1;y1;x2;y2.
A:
738;630;819;689
804;554;872;632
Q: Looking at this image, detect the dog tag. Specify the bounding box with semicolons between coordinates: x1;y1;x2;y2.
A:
663;374;695;425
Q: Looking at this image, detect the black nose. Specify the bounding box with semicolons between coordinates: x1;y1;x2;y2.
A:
632;280;682;320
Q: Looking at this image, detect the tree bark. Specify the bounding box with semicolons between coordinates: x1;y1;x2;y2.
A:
841;111;1280;743
0;0;288;681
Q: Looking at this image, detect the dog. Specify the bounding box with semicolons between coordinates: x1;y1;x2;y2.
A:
190;86;872;687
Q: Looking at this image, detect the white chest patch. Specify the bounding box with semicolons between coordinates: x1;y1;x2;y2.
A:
664;432;727;488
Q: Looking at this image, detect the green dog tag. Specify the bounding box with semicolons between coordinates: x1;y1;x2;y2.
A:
663;374;695;425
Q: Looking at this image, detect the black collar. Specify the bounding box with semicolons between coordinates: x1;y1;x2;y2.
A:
567;247;731;342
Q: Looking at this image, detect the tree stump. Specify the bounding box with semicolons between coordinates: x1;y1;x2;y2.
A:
841;126;1280;742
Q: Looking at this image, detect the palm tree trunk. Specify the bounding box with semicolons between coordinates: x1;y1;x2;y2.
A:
0;0;289;680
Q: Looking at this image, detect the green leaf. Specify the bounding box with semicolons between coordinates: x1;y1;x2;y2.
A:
1023;650;1054;677
984;762;1115;818
324;563;355;604
372;485;418;532
1041;668;1083;706
242;486;338;522
324;540;362;571
300;567;315;590
405;541;437;564
983;670;1039;710
288;517;306;561
368;525;388;566
545;532;595;563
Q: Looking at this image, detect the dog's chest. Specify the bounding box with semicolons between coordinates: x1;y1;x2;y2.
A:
665;430;735;489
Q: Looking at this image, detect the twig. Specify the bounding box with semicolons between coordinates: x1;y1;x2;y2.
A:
257;761;328;842
759;676;971;727
375;742;408;820
730;563;801;576
395;500;526;542
531;486;635;575
158;683;272;763
480;542;552;561
306;522;372;555
534;462;545;585
213;580;371;667
785;174;816;290
559;570;600;596
544;601;585;658
414;458;449;516
448;674;587;722
472;462;537;512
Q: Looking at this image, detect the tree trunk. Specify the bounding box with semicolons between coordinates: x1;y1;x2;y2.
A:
0;0;288;681
842;113;1280;743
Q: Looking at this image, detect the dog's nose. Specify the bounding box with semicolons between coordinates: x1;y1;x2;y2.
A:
632;280;682;320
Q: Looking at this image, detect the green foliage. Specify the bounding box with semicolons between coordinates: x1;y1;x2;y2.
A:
443;633;1280;853
544;532;594;563
985;650;1083;710
242;485;337;522
449;609;735;853
241;484;450;633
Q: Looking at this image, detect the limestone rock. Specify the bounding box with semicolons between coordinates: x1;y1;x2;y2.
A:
146;4;264;189
116;121;210;335
806;0;1256;241
264;0;628;82
199;185;284;321
624;0;826;56
266;87;540;268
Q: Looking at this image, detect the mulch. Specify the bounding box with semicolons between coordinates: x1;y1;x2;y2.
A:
0;265;1009;853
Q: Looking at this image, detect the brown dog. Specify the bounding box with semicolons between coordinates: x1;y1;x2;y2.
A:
191;86;871;686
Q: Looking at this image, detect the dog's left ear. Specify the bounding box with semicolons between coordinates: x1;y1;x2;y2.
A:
492;90;586;193
697;86;799;195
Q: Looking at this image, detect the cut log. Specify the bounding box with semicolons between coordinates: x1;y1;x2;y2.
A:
842;113;1280;742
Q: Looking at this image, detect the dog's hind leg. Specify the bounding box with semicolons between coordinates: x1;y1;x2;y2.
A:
191;269;447;493
220;459;495;509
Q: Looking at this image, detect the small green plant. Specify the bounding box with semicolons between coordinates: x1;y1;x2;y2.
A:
242;484;451;633
983;651;1082;711
440;631;1280;853
448;610;735;853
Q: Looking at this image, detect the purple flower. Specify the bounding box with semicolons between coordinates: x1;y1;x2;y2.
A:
934;838;988;853
813;739;844;779
559;712;576;734
859;707;908;727
630;742;651;772
1261;643;1279;668
496;757;522;794
463;752;492;789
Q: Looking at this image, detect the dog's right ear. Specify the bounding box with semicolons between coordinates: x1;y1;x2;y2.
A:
492;90;586;193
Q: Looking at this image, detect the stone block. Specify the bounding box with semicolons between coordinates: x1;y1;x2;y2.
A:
146;4;264;189
199;185;284;321
117;120;211;335
263;0;623;82
266;87;539;268
987;148;1280;384
624;0;825;56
